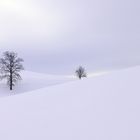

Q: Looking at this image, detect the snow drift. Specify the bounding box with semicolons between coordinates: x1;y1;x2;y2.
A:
0;66;140;140
0;71;74;97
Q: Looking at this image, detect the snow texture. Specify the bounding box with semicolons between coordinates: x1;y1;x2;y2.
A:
0;66;140;140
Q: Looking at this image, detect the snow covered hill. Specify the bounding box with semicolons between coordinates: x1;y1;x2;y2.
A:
0;66;140;140
0;71;75;97
0;70;108;97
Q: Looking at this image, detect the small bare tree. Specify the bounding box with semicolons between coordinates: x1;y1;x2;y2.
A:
75;66;87;79
0;51;24;90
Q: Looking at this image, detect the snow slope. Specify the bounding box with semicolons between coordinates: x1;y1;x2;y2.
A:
0;66;140;140
0;71;75;97
0;70;108;97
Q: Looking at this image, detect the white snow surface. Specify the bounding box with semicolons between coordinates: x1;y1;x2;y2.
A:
0;66;140;140
0;71;75;97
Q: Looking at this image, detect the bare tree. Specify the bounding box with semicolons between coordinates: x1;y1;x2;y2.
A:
0;51;24;90
75;66;87;79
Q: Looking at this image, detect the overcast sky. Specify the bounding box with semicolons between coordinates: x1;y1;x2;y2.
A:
0;0;140;74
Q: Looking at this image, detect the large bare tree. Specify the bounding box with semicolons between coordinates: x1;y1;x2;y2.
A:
0;51;24;90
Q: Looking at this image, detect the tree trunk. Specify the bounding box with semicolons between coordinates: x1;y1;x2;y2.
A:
10;70;12;90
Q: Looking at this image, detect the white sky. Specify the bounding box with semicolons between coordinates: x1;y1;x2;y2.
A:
0;0;140;74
